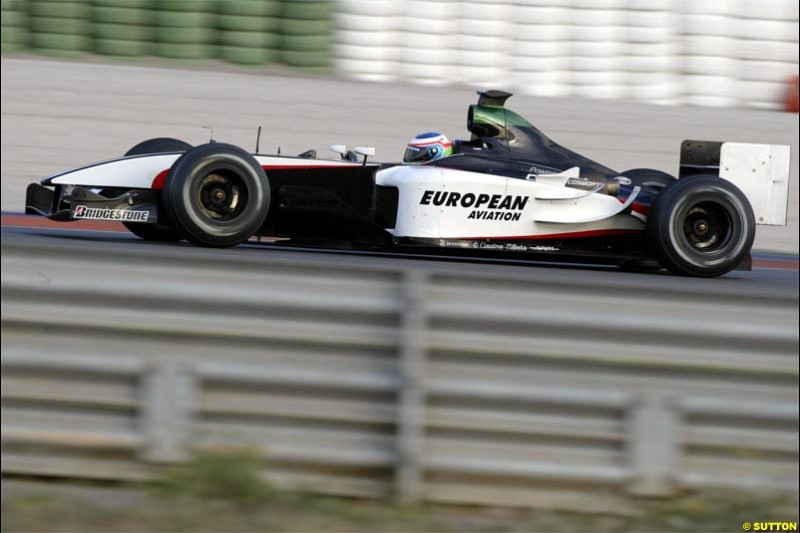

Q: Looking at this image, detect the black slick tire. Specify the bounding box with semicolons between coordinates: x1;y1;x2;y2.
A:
125;137;192;157
646;175;755;277
619;168;676;193
161;143;270;248
123;137;192;241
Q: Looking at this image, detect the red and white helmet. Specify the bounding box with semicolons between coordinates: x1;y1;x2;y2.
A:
403;132;453;164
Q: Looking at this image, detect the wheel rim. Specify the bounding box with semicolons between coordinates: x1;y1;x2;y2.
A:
680;201;732;253
196;170;248;222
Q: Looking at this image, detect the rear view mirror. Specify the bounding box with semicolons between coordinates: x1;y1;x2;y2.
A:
354;146;375;157
354;146;375;166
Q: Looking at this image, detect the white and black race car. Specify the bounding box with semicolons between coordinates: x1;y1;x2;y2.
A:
25;90;790;277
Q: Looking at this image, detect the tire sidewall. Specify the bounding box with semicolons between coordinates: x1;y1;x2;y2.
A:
123;221;184;242
122;137;193;241
163;143;270;247
648;176;755;277
620;168;676;192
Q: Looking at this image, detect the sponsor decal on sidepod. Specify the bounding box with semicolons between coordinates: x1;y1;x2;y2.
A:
420;190;529;221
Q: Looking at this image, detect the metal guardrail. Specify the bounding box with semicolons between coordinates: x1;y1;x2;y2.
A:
1;237;798;512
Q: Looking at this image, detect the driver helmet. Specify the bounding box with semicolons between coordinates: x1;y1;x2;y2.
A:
403;132;453;164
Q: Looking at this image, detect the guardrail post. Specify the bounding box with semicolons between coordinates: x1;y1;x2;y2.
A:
628;390;680;497
395;270;428;503
140;362;196;463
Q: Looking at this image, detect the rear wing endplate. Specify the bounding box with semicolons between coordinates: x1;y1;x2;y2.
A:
680;140;791;226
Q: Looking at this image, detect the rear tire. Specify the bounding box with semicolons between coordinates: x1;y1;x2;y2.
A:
619;259;663;273
162;143;270;247
123;137;193;241
646;175;755;277
619;168;676;193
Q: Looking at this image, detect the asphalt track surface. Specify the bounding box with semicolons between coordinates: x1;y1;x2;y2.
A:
2;215;797;299
2;57;798;253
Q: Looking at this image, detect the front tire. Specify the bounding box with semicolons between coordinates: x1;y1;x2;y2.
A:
162;143;270;247
646;175;755;277
124;222;185;242
125;137;192;157
123;137;193;241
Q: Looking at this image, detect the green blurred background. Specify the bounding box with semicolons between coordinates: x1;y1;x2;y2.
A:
1;0;332;69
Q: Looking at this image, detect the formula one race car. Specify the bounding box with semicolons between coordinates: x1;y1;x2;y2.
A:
25;90;791;277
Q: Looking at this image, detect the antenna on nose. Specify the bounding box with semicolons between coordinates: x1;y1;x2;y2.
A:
255;126;262;154
202;125;215;143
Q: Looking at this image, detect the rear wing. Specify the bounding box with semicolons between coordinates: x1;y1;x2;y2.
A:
680;140;791;226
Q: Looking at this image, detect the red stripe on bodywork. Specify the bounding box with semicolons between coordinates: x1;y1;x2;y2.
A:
617;194;650;216
151;169;169;190
455;229;643;240
409;140;453;148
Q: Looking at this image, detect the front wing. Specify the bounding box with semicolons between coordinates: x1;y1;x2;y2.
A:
26;183;161;224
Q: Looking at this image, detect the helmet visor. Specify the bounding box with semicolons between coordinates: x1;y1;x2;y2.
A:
404;144;442;164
